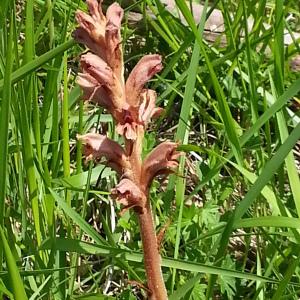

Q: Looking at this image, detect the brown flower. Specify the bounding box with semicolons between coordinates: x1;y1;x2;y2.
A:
141;141;181;188
76;72;111;108
105;3;124;79
77;133;128;174
115;90;163;140
74;0;106;58
115;109;139;140
138;89;163;126
111;178;146;213
80;52;124;110
125;55;163;106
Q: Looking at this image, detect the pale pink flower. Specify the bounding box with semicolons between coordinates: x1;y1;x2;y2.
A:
138;89;163;125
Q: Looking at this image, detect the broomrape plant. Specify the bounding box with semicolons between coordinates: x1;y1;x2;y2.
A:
74;1;181;298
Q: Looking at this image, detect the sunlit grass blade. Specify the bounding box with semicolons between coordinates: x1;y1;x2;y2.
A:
41;237;300;287
170;1;208;293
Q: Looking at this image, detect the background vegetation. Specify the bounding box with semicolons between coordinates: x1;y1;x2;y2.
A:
1;0;300;299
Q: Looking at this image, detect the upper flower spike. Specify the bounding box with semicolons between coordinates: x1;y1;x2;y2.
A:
74;1;164;142
74;0;106;58
125;55;163;107
77;133;128;175
74;0;124;75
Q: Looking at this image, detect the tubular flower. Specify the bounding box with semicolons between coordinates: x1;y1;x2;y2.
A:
74;0;123;75
138;89;163;125
125;54;163;106
80;52;123;110
74;0;106;58
77;133;128;175
105;3;124;79
141;141;181;189
76;72;111;108
111;178;146;213
115;109;139;140
115;90;163;140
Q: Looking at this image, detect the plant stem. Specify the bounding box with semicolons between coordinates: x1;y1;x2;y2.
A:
137;202;168;300
126;126;167;299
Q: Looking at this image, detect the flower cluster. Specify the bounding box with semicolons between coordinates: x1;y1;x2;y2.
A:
75;0;180;213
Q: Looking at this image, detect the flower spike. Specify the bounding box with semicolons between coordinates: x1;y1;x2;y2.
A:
75;2;177;298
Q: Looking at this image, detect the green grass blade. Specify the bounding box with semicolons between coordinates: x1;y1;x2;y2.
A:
171;1;208;292
41;237;300;287
235;217;300;229
0;13;13;265
0;226;28;300
271;254;300;300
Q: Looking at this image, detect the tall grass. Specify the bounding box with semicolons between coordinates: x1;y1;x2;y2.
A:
0;0;300;299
